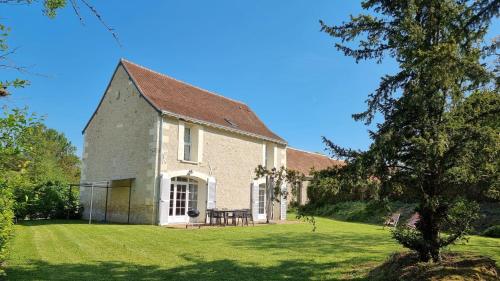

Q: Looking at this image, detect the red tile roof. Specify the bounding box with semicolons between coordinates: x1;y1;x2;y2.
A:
286;148;343;176
120;59;285;143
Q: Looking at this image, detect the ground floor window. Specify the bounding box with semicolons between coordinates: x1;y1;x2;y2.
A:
188;182;198;210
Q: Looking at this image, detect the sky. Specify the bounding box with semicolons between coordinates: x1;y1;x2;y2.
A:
2;1;498;157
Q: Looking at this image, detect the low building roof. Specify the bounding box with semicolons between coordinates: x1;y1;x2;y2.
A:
120;59;285;144
286;147;343;176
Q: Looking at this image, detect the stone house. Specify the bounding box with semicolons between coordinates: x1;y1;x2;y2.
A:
80;59;288;225
286;148;343;205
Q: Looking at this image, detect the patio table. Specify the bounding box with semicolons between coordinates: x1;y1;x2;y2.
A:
207;209;249;226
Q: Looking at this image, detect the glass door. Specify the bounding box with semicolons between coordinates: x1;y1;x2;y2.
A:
169;178;189;223
168;177;199;223
175;184;187;217
258;183;266;220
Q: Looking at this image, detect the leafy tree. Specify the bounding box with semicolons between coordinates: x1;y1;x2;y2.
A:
0;107;40;173
254;166;305;223
1;0;118;96
0;107;40;275
445;90;499;201
12;122;81;219
0;107;80;274
307;166;381;205
21;125;80;185
320;0;499;262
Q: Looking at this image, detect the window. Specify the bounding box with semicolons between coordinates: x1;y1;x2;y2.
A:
178;122;203;163
175;184;187;216
184;127;192;161
188;183;198;210
258;183;266;215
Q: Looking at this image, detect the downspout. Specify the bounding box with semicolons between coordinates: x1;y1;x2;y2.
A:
153;113;164;225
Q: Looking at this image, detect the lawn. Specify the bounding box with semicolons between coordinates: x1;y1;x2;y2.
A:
5;217;500;281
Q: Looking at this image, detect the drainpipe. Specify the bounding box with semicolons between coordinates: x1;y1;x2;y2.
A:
153;114;164;225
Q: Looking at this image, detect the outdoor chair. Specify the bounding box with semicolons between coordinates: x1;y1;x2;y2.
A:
212;209;224;226
241;209;254;226
228;210;240;226
207;209;221;225
406;212;420;229
206;209;213;225
383;213;401;229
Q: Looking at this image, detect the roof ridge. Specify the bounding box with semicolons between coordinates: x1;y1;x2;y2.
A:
288;147;333;159
120;58;248;106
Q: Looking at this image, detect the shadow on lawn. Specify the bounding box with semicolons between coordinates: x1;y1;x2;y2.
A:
6;257;371;281
16;219;141;227
229;230;396;256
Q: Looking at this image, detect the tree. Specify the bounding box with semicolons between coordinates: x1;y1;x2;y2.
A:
0;107;81;273
320;0;499;262
0;107;41;275
306;166;381;205
1;0;118;96
254;166;305;223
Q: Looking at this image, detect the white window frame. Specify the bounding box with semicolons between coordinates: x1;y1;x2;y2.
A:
258;183;266;219
188;182;198;211
184;127;192;161
168;177;199;223
178;121;203;164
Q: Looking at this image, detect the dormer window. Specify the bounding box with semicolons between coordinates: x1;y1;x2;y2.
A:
184;127;192;161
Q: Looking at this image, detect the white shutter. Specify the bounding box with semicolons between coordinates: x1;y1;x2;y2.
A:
251;182;259;220
159;173;171;225
178;121;184;161
207;177;216;209
280;182;287;220
197;127;204;163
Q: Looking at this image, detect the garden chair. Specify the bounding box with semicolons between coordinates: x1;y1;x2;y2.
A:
212;209;224;226
406;212;420;229
383;213;401;228
228;210;240;226
241;209;254;226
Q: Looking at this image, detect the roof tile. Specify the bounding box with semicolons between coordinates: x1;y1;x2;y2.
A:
121;59;285;143
287;148;343;176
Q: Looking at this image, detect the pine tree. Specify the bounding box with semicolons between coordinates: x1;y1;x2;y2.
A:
320;0;499;262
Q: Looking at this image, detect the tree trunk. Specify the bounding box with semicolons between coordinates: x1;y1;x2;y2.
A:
417;202;441;262
266;176;273;223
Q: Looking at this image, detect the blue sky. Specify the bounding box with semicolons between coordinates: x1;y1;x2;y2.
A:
2;1;498;157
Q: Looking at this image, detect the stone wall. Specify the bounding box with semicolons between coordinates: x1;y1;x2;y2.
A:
80;65;160;224
161;116;286;218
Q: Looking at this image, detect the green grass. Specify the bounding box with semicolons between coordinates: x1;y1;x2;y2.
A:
5;217;500;281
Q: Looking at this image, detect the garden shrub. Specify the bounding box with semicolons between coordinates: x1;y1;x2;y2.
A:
482;225;500;238
299;200;416;224
13;181;82;220
0;181;14;276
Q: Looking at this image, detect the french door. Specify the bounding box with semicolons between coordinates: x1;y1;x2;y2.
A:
257;183;266;220
169;177;198;223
